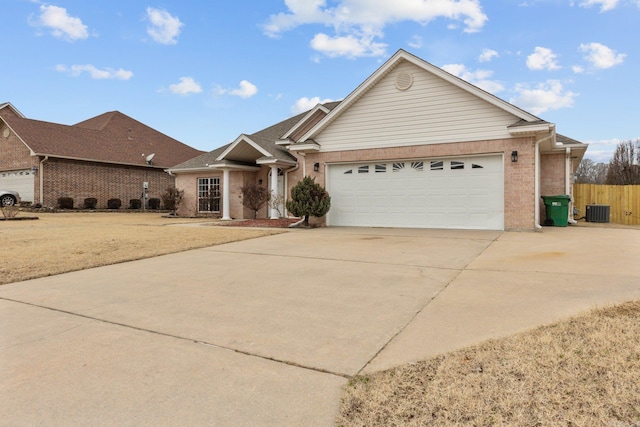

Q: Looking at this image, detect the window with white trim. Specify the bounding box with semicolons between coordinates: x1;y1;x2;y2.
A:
198;177;220;212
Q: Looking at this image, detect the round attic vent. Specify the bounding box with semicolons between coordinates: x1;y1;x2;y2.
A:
395;72;413;91
2;128;9;138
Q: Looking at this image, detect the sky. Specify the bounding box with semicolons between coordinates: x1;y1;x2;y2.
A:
2;0;639;163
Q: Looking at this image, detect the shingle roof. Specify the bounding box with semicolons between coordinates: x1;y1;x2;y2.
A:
0;109;204;168
556;133;586;146
169;144;231;170
171;101;342;170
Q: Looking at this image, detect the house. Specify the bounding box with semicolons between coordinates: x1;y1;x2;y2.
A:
0;103;204;208
169;49;587;230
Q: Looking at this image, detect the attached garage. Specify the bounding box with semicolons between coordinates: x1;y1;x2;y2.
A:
326;155;504;230
0;169;35;203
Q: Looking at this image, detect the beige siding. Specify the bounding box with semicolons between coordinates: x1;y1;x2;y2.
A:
316;61;519;152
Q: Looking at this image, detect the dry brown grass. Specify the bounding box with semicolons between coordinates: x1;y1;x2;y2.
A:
0;212;282;285
337;301;640;427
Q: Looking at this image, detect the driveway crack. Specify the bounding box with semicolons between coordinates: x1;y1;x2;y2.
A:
0;296;350;379
353;232;502;376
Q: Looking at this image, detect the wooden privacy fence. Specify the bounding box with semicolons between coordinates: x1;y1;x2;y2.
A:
573;184;640;225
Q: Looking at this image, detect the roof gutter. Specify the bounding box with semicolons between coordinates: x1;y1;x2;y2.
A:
31;153;169;169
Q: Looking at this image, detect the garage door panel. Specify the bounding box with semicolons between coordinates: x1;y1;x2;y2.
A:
327;155;504;230
0;169;35;203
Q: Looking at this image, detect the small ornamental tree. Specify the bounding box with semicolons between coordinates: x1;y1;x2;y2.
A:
240;183;271;219
161;186;184;215
286;176;331;227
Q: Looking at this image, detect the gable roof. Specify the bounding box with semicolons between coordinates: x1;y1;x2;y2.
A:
297;49;548;143
0;108;204;168
0;102;25;118
170;102;341;172
170;49;585;173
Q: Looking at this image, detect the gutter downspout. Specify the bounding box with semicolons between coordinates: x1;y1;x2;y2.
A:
566;147;577;224
283;158;300;219
39;155;48;206
287;152;308;227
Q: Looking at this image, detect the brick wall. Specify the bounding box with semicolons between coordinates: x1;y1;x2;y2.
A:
540;152;568;222
0;122;39;171
175;170;268;218
540;153;566;196
43;158;175;209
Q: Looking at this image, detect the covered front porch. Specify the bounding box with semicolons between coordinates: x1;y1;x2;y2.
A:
173;133;299;220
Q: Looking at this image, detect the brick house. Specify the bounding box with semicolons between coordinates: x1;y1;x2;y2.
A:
0;103;203;208
170;49;588;230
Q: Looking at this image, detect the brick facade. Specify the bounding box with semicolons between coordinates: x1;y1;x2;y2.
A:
0;122;39;171
176;169;272;219
42;158;175;209
540;152;569;221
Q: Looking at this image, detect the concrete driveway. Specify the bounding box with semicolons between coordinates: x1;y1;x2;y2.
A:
2;226;640;426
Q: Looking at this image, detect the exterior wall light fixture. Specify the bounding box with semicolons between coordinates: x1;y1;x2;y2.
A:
511;151;518;163
313;163;320;172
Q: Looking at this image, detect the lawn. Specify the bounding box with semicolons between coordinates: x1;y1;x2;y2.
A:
0;211;282;285
337;301;640;426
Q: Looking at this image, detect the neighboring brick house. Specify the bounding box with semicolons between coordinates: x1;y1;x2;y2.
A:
169;50;588;230
0;103;203;208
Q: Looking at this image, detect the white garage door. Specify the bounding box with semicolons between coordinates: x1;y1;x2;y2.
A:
0;169;35;203
326;155;504;230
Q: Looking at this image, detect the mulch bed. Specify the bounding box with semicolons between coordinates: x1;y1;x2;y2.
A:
221;218;301;228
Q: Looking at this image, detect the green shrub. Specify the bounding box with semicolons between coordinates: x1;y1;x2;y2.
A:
286;176;331;227
58;197;74;209
107;198;122;209
148;198;160;210
83;198;97;209
129;199;141;209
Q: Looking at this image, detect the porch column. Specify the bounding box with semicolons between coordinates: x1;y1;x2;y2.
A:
222;168;231;220
270;165;279;219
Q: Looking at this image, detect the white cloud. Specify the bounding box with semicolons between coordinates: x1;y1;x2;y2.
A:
146;7;183;45
310;32;387;58
583;138;623;162
169;77;202;95
579;0;619;12
217;80;258;99
56;64;133;80
442;64;504;94
264;0;488;58
580;42;626;69
526;47;560;70
291;96;335;114
511;80;577;115
478;48;499;63
33;5;89;41
407;35;423;49
572;65;585;73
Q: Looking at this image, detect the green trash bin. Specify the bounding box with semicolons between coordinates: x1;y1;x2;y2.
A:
541;195;570;227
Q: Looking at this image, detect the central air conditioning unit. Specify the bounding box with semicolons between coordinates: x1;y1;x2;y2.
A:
586;204;610;223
